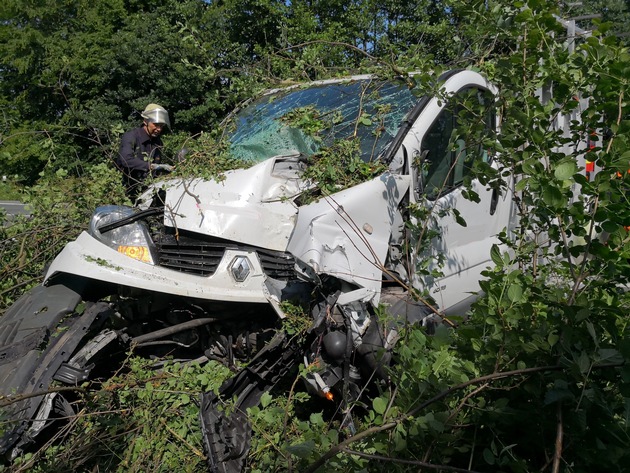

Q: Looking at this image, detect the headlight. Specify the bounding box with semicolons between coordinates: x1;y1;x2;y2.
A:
88;205;156;264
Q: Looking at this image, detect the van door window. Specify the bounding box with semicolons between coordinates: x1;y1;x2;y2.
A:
420;87;495;199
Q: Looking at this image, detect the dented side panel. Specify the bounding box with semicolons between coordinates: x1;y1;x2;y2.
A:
287;173;410;303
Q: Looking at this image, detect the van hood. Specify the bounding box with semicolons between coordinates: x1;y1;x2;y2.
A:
154;154;308;252
148;154;411;301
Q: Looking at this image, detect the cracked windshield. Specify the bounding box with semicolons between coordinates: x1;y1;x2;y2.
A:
229;78;419;163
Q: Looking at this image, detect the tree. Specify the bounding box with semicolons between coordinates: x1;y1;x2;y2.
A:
0;0;268;184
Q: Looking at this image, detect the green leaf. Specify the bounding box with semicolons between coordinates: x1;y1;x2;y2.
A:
578;352;591;374
483;448;495;465
373;397;387;415
260;391;273;408
597;348;623;364
554;161;577;180
286;440;316;459
602;220;619;233
515;177;529;192
542;185;565;208
544;387;575;405
309;412;324;426
452;208;467;227
507;284;524;303
432;350;452;373
490;244;503;266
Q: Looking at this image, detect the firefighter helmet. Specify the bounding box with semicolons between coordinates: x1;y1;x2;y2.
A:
141;103;170;128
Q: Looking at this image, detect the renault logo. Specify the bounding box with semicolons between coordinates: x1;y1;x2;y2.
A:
229;256;251;282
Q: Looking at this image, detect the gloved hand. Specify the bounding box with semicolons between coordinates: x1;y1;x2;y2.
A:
151;164;174;172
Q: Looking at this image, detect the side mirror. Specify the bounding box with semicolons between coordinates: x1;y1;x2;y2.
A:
416;149;430;190
411;149;429;198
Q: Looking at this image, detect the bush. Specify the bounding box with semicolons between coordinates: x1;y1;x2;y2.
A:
0;162;128;312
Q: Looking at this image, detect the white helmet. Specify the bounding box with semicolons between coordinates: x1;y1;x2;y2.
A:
141;103;170;128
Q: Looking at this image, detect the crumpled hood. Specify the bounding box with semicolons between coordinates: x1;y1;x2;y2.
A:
147;155;411;301
154;154;308;252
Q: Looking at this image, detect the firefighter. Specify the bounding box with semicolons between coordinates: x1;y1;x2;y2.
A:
116;103;174;199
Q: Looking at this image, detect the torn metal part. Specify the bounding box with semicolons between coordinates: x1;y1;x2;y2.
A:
287;174;410;304
54;328;119;384
200;331;300;473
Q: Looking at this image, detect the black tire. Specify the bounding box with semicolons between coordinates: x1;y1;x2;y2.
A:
0;283;109;456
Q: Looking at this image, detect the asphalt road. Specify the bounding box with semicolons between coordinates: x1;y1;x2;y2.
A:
0;201;30;216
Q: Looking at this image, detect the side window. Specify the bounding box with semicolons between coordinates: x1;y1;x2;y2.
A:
419;87;495;199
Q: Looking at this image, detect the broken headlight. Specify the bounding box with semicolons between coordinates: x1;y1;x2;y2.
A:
88;205;157;264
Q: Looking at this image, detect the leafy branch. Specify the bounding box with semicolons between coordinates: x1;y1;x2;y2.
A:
305;362;624;473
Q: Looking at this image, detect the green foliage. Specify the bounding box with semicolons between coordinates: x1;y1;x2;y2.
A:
280;106;332;138
318;4;630;472
279;301;312;339
167;130;254;183
10;357;233;472
247;3;630;473
1;0;628;183
0;0;267;183
406;200;446;296
0;181;23;201
246;391;346;471
0;162;127;312
302;138;388;201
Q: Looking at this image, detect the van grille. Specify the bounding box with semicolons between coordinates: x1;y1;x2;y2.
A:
154;230;296;280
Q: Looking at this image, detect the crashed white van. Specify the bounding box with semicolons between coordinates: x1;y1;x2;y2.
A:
1;70;527;471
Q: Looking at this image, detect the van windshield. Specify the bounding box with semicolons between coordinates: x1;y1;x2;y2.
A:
229;78;418;163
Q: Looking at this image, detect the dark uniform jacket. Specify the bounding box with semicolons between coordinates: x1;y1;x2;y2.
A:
116;126;163;197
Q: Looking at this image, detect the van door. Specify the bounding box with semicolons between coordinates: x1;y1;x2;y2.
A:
408;82;514;314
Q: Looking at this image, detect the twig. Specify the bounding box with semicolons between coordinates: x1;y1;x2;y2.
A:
569;89;624;305
322;191;449;323
551;403;563;473
12;407;86;472
468;424;478;471
0;276;40;298
159;417;206;460
339;447;482;473
423;383;490;464
282;373;304;473
274;40;406;77
304;362;624;473
0;385;86;408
